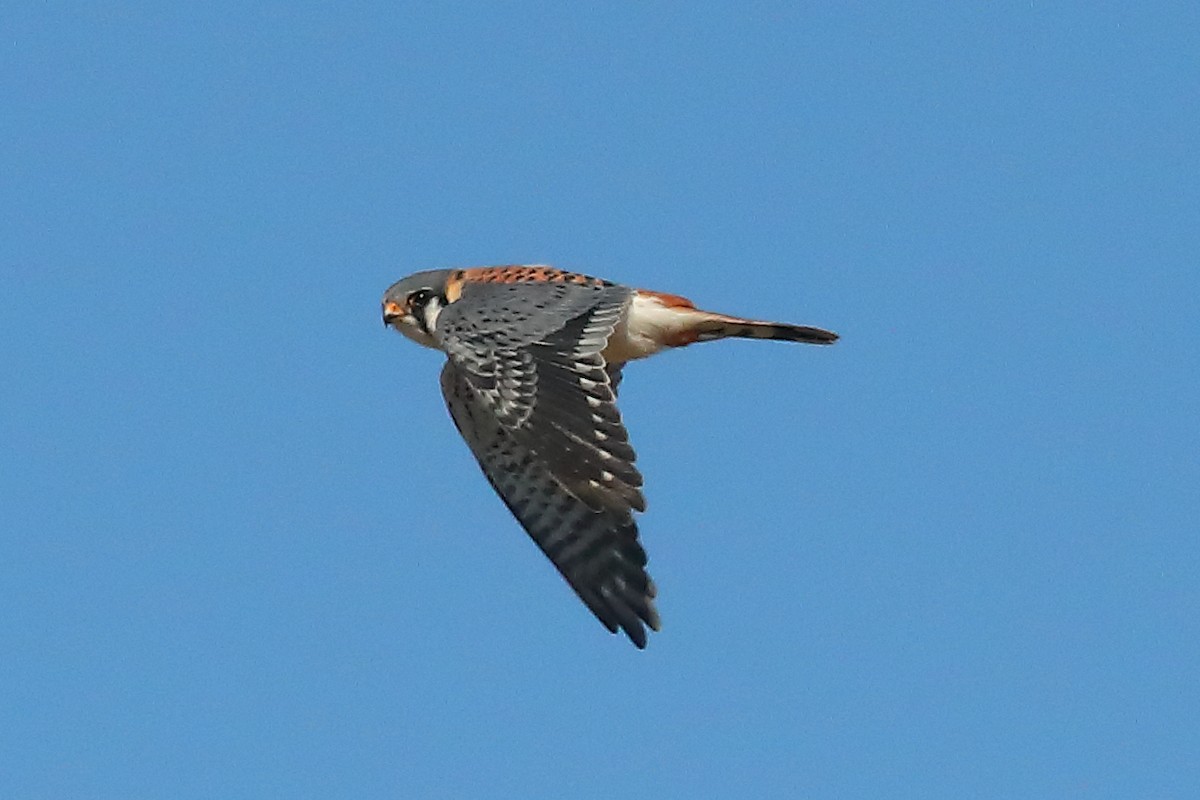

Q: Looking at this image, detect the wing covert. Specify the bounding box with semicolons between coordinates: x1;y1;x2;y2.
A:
436;280;644;511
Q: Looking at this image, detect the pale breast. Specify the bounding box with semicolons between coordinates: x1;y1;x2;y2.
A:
602;293;701;365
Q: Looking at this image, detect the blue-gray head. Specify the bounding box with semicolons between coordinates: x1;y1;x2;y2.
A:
381;269;455;349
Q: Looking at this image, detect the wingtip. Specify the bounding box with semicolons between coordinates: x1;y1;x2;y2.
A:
596;580;661;649
626;625;649;649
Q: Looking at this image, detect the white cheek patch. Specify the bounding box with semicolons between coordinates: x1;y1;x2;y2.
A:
422;297;443;333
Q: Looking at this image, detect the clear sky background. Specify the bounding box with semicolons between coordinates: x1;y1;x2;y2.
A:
3;3;1198;798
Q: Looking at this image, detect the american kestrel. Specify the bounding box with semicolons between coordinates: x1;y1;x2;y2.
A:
382;265;837;648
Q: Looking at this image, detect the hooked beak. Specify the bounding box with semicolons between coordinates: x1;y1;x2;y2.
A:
382;300;404;328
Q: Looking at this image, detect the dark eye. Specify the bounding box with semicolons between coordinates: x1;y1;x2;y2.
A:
408;288;433;308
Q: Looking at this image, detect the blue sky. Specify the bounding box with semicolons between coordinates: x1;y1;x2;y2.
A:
3;2;1198;797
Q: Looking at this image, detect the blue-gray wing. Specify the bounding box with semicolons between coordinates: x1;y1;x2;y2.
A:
435;281;659;646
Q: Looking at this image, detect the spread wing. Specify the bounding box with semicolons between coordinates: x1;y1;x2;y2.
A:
436;280;659;647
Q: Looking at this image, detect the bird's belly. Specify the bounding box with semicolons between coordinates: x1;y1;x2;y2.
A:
602;293;698;365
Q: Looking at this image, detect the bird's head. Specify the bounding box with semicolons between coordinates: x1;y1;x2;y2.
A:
381;269;454;349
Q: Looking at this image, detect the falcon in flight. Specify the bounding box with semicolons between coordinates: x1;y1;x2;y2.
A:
382;265;837;648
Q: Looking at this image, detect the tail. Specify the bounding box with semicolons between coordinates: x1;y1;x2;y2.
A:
692;312;839;346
